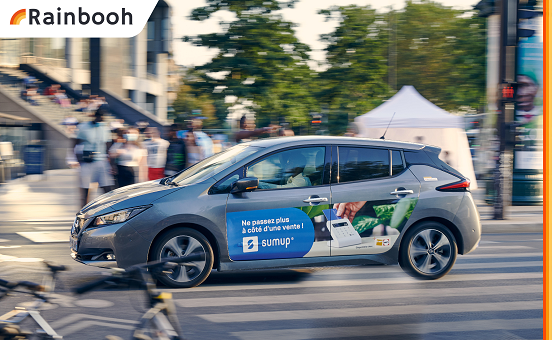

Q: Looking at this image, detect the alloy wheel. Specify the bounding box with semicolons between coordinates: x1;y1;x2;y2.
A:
408;228;452;274
159;235;207;283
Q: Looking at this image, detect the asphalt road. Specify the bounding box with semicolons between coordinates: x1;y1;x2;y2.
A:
0;220;543;340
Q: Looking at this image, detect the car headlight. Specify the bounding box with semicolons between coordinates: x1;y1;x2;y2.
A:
94;206;150;226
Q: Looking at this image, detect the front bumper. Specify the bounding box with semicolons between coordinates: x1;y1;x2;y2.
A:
70;216;149;268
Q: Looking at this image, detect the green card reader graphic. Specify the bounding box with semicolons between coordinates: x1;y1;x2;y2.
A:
323;208;362;248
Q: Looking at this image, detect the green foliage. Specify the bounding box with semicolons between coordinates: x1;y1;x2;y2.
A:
184;0;317;130
395;0;487;111
182;0;487;133
299;204;330;219
390;197;418;229
318;5;392;135
352;216;380;234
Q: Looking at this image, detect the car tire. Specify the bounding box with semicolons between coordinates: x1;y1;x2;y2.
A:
399;221;457;280
150;227;214;288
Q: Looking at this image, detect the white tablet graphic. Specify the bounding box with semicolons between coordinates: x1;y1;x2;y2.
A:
323;208;362;248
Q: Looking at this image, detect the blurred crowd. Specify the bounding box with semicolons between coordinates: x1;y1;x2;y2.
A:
67;106;291;207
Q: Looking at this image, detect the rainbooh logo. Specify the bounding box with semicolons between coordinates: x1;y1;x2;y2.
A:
9;8;133;26
10;9;26;25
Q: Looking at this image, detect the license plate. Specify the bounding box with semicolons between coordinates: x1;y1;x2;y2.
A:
70;237;78;252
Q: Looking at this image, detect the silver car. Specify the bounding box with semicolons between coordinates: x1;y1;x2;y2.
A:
70;136;481;288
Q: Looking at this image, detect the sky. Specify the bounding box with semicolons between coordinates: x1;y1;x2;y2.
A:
169;0;480;68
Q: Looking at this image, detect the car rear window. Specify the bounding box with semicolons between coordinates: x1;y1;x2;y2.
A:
424;149;464;178
404;149;464;178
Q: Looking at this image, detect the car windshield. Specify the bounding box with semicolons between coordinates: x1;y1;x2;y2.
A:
172;145;261;186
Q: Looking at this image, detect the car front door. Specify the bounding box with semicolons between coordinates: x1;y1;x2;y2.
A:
225;146;332;261
329;145;421;255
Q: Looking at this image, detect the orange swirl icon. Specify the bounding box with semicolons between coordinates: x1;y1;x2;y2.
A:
10;9;26;25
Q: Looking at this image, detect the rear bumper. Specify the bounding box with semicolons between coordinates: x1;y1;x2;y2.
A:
453;191;481;255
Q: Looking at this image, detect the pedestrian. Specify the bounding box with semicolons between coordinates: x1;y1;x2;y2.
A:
164;124;187;177
185;129;201;167
109;127;148;187
190;119;213;160
75;107;114;207
234;115;279;143
143;127;170;181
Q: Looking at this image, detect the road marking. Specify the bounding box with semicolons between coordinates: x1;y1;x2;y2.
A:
16;232;68;243
27;222;72;225
33;227;72;230
464;252;541;258
51;313;139;330
74;299;115;308
163;272;542;293
0;246;21;249
230;318;543;340
175;284;542;308
476;246;532;249
0;254;43;262
199;300;542;323
478;240;500;244
304;261;542;276
0;239;8;243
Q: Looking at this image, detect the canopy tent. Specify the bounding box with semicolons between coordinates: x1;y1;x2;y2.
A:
355;86;477;189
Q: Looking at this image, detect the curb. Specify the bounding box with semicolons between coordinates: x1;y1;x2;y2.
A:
481;221;543;234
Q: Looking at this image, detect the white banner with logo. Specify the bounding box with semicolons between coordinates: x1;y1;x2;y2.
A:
0;1;158;37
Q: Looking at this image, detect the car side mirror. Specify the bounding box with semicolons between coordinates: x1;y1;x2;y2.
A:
231;177;259;194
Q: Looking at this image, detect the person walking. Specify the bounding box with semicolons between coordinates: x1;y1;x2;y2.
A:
109;128;148;188
75;107;114;207
143;127;170;181
164;124;188;177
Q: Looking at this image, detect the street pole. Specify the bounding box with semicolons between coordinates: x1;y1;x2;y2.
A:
493;0;517;219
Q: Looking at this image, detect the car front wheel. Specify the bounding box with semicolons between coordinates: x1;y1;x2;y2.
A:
399;221;457;280
151;227;214;288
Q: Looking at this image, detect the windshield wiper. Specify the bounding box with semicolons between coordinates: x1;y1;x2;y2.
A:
166;180;179;187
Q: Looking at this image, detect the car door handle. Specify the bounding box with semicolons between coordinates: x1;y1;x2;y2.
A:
390;190;414;195
303;197;329;203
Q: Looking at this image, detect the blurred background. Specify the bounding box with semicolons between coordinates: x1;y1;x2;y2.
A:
0;0;543;212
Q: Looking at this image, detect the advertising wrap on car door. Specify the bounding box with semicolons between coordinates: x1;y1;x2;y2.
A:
227;197;419;261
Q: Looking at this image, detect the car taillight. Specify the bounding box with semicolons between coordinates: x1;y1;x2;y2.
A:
436;179;470;192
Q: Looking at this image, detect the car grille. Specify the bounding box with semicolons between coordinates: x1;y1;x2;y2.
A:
71;217;88;236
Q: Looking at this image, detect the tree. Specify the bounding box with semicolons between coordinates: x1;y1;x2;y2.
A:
183;0;317;131
318;5;391;135
172;83;217;128
395;0;486;111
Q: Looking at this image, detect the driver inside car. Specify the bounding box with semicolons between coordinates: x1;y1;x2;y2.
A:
257;152;311;189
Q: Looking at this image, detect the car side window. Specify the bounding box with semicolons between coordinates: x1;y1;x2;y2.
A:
246;147;325;190
209;168;244;195
338;147;390;183
391;150;405;175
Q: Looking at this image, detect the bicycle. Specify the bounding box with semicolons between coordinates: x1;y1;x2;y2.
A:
0;262;66;340
74;253;205;340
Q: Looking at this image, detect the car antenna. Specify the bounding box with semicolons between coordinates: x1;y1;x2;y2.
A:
380;112;396;140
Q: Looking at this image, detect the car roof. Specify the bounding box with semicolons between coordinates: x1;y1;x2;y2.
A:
244;136;426;150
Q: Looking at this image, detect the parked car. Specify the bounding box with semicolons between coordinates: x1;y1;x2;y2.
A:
70;136;481;288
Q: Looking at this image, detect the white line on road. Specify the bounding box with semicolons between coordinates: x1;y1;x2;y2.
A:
464;252;541;258
304;261;542;276
33;227;72;230
175;284;542;308
476;246;532;249
163;272;542;294
199;300;542;323
230;318;543;340
16;232;68;243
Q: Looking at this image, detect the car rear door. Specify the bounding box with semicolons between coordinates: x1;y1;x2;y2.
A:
225;146;332;261
329;145;421;255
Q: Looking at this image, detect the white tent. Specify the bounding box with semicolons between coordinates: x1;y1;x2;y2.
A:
355;86;477;189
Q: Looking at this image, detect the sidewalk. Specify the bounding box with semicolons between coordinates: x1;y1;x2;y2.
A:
0;170;543;233
472;189;543;234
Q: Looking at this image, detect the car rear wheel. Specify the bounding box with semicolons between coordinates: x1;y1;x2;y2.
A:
151;228;214;288
399;221;457;280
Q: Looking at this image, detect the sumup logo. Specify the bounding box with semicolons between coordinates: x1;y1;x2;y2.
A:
9;7;133;26
242;236;258;253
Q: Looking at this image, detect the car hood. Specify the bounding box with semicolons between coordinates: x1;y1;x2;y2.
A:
79;181;181;218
